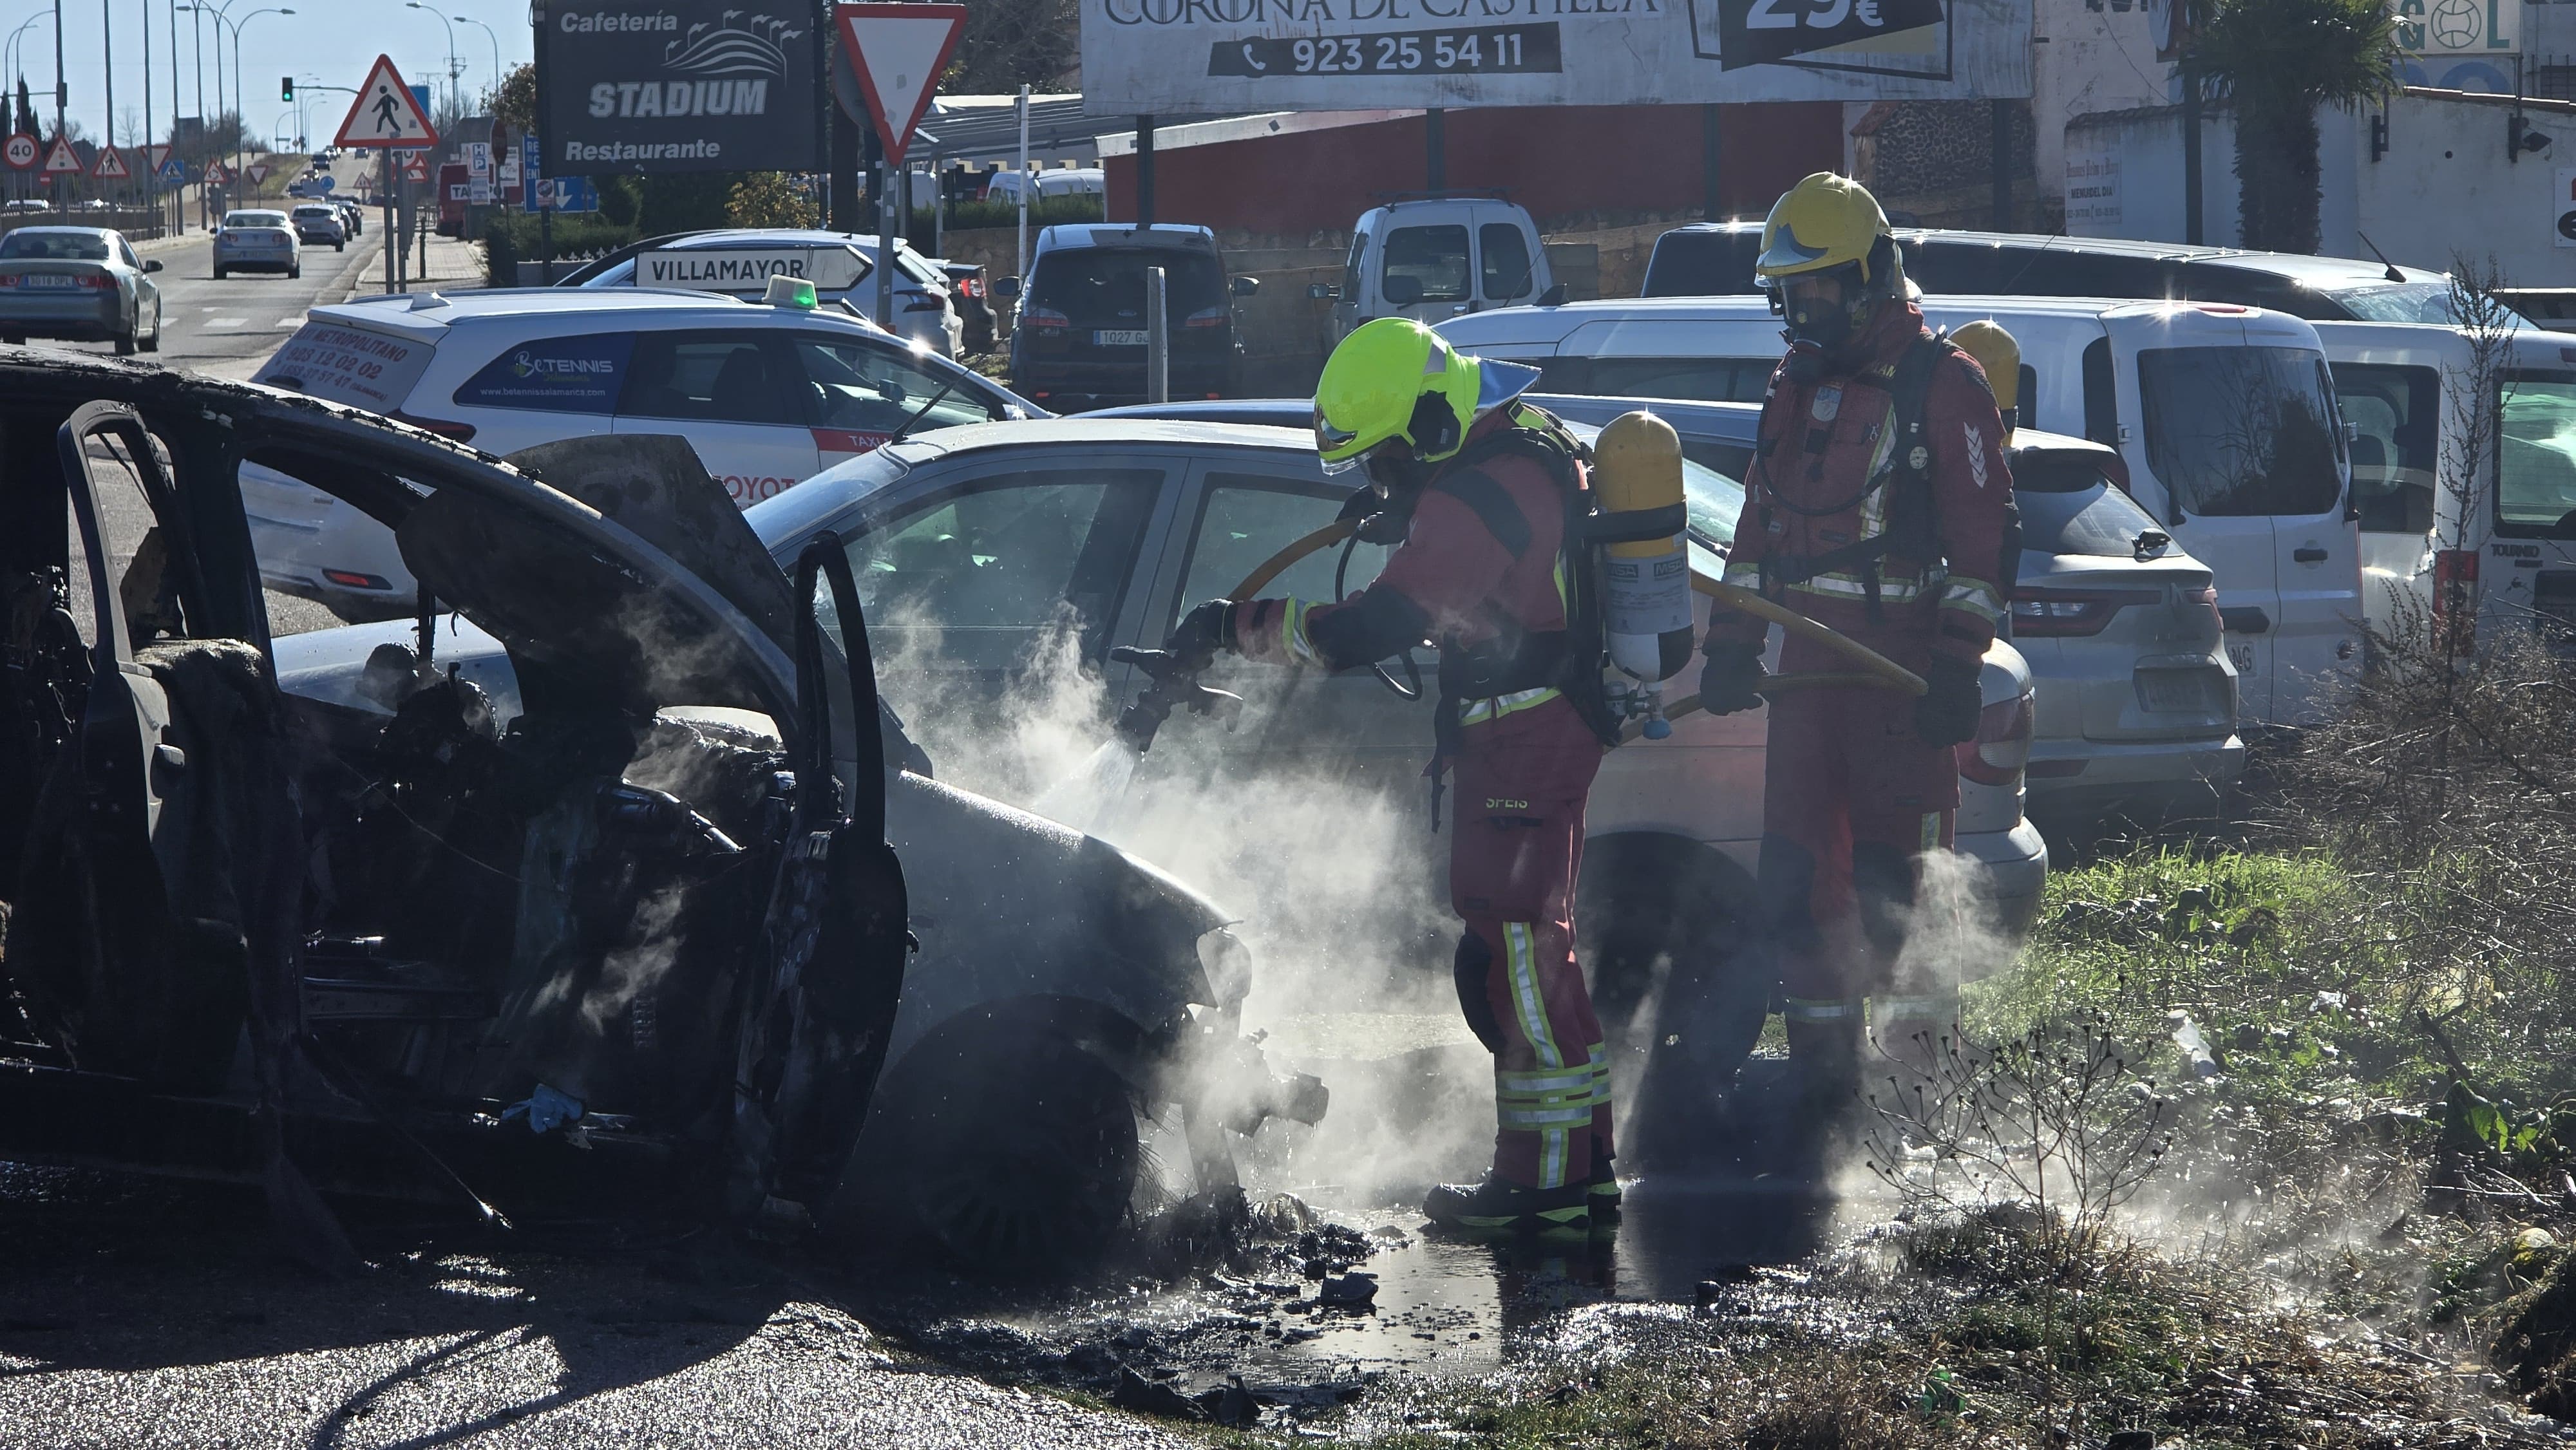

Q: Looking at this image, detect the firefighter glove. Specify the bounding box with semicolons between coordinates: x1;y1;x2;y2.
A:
1697;641;1768;716
1913;655;1983;747
1164;599;1237;673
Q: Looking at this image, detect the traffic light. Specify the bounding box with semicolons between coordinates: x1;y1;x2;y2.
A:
281;77;294;103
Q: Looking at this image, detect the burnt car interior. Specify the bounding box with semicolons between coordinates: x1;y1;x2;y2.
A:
0;359;903;1234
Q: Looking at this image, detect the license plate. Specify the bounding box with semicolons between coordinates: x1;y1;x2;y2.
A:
2136;669;2217;713
20;274;77;288
1094;329;1148;346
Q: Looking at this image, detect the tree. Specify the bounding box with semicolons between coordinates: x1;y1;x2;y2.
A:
726;172;819;229
2186;0;2399;254
952;0;1079;93
13;78;35;142
490;61;536;135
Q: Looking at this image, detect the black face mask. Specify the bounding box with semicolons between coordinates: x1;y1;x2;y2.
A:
1781;288;1857;355
1365;448;1435;502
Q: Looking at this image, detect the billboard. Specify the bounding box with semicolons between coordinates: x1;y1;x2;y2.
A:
1079;0;2031;112
540;1;819;174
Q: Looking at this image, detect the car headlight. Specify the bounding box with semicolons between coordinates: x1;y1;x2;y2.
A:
1195;926;1252;1011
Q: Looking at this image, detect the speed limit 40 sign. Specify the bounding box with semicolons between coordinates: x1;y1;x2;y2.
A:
3;134;37;170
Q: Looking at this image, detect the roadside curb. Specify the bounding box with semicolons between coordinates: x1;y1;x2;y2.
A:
327;231;392;306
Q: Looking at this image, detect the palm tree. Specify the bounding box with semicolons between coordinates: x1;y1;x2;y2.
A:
2186;0;2400;254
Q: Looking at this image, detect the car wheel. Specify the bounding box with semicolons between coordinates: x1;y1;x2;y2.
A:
113;324;136;356
334;241;343;252
0;334;23;346
866;1008;1141;1274
289;265;301;279
140;306;161;353
213;266;226;279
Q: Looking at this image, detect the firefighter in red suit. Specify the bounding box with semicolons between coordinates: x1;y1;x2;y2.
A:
1160;317;1616;1236
1696;174;2017;1118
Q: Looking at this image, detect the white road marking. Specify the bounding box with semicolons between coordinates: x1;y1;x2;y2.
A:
205;317;248;329
274;316;305;328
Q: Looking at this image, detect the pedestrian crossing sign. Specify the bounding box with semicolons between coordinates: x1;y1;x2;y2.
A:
335;55;437;150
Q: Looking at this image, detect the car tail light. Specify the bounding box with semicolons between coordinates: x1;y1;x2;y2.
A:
1957;690;2033;787
2008;586;2159;637
389;411;477;442
322;569;393;590
2432;547;2478;653
1184;306;1227;328
956;276;983;299
77;273;113;289
1022;306;1071;330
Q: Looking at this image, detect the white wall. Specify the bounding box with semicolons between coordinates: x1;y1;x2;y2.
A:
2345;93;2576;284
2031;0;2178;205
2063;105;2239;244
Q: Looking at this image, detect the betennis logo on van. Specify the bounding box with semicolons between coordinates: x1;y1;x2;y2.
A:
540;1;817;175
453;334;635;414
638;247;867;292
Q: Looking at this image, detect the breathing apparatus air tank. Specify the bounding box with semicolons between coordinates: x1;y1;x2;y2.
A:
1951;320;2022;438
1591;411;1695;687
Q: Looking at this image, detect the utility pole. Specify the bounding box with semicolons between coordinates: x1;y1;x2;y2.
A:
52;0;65;214
141;0;153;232
103;0;114;216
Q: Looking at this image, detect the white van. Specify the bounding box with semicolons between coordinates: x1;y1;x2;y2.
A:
1435;294;2362;729
2318;321;2576;648
243;287;1034;619
1321;198;1555;341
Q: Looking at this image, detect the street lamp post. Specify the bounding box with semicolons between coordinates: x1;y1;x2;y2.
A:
456;14;500;104
406;4;457;122
5;15;48;207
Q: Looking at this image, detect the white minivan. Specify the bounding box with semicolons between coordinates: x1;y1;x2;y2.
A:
1321;198;1557;341
243;287;1036;619
1435;294;2362;729
2318;321;2576;650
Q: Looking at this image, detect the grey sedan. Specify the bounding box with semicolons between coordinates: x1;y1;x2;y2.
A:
212;209;300;279
0;226;163;354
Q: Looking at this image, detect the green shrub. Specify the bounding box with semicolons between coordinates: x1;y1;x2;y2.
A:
480;212;639;285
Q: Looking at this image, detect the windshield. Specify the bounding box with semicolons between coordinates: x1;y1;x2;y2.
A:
2496;375;2576;538
1680;453;1744;550
2329;281;2459;324
2014;460;2169;560
2136;345;2344;518
0;231;108;260
1027;249;1224;323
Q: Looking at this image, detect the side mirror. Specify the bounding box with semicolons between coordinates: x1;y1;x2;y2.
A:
1536;282;1567;307
993;275;1021;301
144;258;163;273
1307;282;1341;301
1230;274;1260;297
1381;274;1424;306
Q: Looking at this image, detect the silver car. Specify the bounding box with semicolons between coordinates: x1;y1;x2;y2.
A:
212;209;301;279
289;202;346;251
2003;432;2245;831
0;226;164;354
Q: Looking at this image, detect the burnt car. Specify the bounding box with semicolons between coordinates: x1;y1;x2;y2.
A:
0;353;1317;1268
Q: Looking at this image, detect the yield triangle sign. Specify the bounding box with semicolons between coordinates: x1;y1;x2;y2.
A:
90;145;129;180
42;135;80;174
835;4;966;167
144;144;169;171
247;162;270;185
336;55;437;149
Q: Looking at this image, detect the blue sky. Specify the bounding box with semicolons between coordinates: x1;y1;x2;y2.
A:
3;1;531;149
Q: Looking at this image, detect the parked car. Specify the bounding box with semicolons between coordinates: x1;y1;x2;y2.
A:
938;259;997;353
0;353;1316;1266
213;208;300;278
1316;196;1558;341
0;225;164;354
735;415;2042;1083
557;229;965;357
289;202;345;250
1;198;50;214
1643;223;2461;323
998;223;1256;411
244;285;1039;619
980;166;1106;205
1436;295;2360;731
2314;321;2576;651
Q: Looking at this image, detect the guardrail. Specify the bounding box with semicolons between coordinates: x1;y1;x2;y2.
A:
0;209;171;243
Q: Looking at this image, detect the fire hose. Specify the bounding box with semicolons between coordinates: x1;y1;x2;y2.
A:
1112;516;1928;751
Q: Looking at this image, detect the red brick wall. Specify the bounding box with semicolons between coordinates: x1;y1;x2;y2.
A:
1102;102;1842;234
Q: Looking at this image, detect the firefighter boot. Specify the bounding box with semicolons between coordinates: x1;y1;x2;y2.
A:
1424;1178;1592;1237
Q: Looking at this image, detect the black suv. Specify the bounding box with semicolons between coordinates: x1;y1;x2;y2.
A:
1642;223;2459;323
1002;224;1255;411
